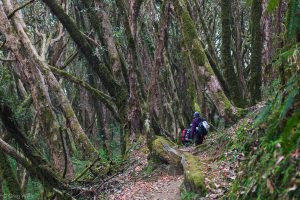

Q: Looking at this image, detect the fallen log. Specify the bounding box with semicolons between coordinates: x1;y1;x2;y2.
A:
151;136;207;195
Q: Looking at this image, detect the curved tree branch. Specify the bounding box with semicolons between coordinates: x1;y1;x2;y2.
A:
7;0;35;19
48;65;121;122
41;0;127;110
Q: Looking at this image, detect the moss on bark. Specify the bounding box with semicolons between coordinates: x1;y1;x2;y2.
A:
0;152;24;200
41;0;127;111
152;136;181;166
174;0;240;124
181;153;207;195
221;0;244;107
151;136;207;195
249;0;263;105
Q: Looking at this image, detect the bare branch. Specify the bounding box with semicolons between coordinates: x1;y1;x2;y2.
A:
0;57;15;62
0;36;6;49
48;65;122;123
7;0;35;19
60;50;79;70
51;24;65;45
0;138;32;169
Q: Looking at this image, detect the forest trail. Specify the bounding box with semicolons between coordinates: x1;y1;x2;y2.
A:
100;142;183;199
101;132;243;200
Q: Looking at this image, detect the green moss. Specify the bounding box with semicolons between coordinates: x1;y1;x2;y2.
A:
181;11;198;47
182;153;207;195
152;136;180;165
0;152;24;199
193;101;201;113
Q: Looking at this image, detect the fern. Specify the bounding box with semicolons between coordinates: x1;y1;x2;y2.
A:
279;87;299;120
286;0;300;41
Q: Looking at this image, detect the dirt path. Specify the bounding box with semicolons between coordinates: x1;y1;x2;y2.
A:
99;142;183;200
100;132;243;200
107;175;183;200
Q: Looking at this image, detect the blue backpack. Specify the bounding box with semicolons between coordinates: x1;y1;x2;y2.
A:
181;128;192;144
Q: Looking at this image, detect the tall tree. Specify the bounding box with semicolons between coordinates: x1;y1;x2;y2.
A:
174;0;241;123
221;0;244;107
149;0;171;134
249;0;263;104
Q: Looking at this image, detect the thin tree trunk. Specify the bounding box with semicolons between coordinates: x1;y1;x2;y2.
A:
101;104;113;161
0;178;3;200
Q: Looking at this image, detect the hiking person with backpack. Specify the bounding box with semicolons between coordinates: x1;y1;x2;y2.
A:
191;112;209;145
181;125;193;146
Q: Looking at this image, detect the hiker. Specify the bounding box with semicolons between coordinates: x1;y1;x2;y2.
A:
181;125;193;146
191;112;209;145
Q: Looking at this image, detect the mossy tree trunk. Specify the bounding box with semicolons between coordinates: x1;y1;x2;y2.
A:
232;0;249;99
1;1;74;178
0;152;24;200
162;52;185;135
0;2;110;177
41;0;128;113
116;0;143;143
193;0;231;98
249;0;263;105
149;0;171;135
81;0;125;83
221;0;245;107
0;104;71;196
174;0;240;123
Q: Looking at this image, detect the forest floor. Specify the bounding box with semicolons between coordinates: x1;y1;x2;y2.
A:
100;104;265;199
100;138;240;200
99;142;183;200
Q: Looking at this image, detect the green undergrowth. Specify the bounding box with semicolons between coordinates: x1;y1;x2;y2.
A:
180;190;200;200
227;73;300;199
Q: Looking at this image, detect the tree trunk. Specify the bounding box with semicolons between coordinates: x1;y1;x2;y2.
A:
174;0;241;123
1;1;74;178
41;0;127;112
82;0;125;83
149;0;171;134
117;0;143;142
221;0;244;107
249;0;263;105
232;0;249;99
0;178;3;200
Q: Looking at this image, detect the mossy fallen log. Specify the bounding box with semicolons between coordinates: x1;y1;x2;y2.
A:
151;136;207;195
181;153;207;194
152;136;181;166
